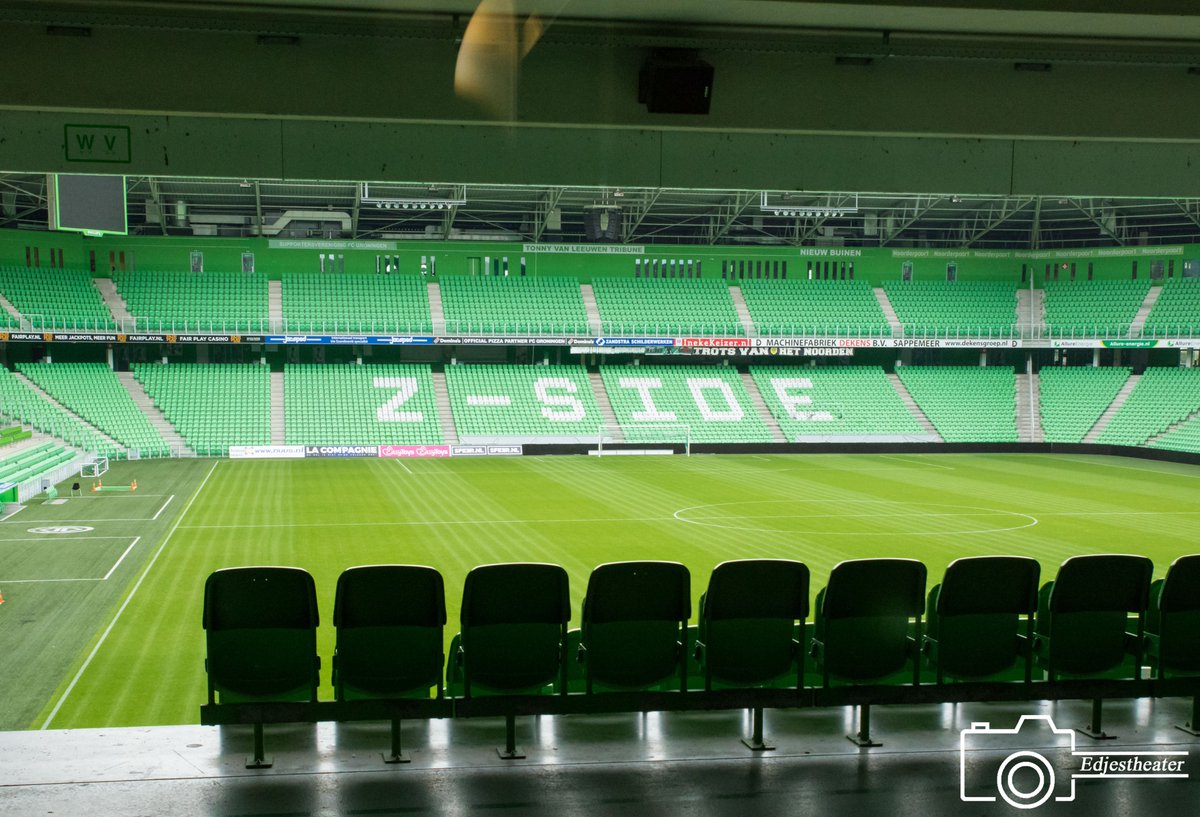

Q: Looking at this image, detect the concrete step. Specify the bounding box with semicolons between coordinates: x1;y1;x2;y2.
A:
270;370;285;445
1146;404;1200;446
887;373;944;441
1015;373;1045;442
1130;285;1163;335
873;288;905;337
94;278;132;330
1016;287;1045;337
9;372;126;454
741;371;786;442
430;370;458;444
580;284;603;336
115;371;195;455
427;282;446;335
268;280;283;335
589;371;622;441
728;287;757;336
0;292;24;324
1083;373;1140;442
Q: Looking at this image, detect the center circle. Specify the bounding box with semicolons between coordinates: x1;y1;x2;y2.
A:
672;499;1037;536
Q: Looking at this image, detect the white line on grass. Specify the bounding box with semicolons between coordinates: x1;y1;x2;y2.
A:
878;455;955;471
40;460;219;731
0;505;25;521
181;515;672;530
152;495;175;520
59;494;169;499
101;536;141;581
0;578;102;584
3;518;167;525
0;536;138;543
395;460;413;475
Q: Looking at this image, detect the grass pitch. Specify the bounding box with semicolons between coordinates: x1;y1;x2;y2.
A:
2;452;1199;731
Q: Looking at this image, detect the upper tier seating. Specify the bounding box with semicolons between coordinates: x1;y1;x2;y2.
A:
1143;279;1200;337
445;364;603;440
895;366;1018;442
1043;280;1151;337
592;280;743;336
285;364;442;446
439;276;589;334
1096;367;1200;446
882;281;1018;337
134;363;271;456
282;273;432;334
17;363;168;457
114;271;269;332
0;367;119;456
600;365;771;443
1038;366;1132;443
750;366;924;440
740;280;891;337
0;266;113;330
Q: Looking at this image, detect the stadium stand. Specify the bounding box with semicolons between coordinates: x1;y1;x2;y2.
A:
1152;414;1200;454
592;279;743;336
445;364;604;441
600;365;772;443
894;366;1018;442
282;273;432;333
17;363;169;457
114;270;269;332
134;363;271;456
739;280;892;337
882;281;1017;337
0;424;31;449
750;366;925;441
0;368;118;456
0;266;114;330
285;364;442;446
1096;367;1200;446
0;441;76;488
439;276;589;334
1038;366;1132;443
1142;279;1200;337
1043;280;1151;337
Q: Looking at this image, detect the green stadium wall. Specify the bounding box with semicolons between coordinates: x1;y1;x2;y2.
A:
2;228;1196;287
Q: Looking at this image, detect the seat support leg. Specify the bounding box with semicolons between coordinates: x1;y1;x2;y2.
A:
246;722;273;769
384;717;411;764
848;704;882;748
741;707;775;751
1080;697;1116;740
497;714;525;760
1176;694;1200;736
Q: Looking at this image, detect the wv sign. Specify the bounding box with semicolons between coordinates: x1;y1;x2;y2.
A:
64;125;131;164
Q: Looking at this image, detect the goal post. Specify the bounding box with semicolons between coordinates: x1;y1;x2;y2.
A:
80;455;109;478
595;424;691;456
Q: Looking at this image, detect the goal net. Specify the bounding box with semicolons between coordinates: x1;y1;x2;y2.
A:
81;455;109;478
595;424;691;456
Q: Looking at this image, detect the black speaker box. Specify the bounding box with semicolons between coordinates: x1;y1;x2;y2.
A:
584;208;623;242
639;55;714;114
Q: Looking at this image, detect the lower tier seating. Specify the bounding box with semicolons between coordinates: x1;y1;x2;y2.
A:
0;368;118;456
1038;366;1131;443
1096;367;1200;446
0;441;76;486
750;366;924;440
285;364;443;446
600;365;771;443
895;366;1018;442
445;364;603;440
135;363;271;456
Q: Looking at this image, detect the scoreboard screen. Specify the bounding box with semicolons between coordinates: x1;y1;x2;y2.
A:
47;173;128;236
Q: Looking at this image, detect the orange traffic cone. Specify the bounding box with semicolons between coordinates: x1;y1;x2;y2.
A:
131;479;137;492
0;590;5;605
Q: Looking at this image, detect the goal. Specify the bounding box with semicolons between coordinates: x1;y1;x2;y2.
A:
595;424;691;456
80;455;109;478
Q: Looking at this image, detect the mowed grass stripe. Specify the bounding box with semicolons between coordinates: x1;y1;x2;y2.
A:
18;452;1200;729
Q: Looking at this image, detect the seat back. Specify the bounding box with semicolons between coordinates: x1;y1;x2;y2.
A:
928;556;1039;681
700;559;809;687
1151;555;1200;676
581;561;691;691
1038;554;1152;678
333;565;446;699
458;562;570;695
816;559;926;684
202;566;319;703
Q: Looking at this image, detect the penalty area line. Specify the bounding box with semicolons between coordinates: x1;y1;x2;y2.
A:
40;461;219;731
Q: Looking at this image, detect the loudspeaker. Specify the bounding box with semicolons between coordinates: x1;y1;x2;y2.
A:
639;53;714;114
584;208;623;242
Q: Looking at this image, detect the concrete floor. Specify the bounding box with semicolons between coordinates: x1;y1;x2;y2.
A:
2;697;1198;816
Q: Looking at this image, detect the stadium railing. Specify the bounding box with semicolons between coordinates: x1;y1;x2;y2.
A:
201;555;1195;767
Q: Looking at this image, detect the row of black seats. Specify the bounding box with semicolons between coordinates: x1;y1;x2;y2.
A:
202;554;1200;766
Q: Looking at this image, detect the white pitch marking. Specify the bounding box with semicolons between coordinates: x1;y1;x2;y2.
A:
878;454;955;470
41;460;219;730
101;537;141;581
0;505;25;522
395;459;413;475
0;535;137;543
466;395;512;406
152;494;175;521
3;518;165;524
0;578;103;584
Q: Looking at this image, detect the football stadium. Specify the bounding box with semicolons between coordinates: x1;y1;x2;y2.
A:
3;1;1200;815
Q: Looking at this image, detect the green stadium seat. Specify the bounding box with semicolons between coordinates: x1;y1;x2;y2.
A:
1038;366;1131;443
286;363;442;446
1144;279;1200;337
578;561;690;694
741;279;891;337
282;273;432;334
1032;554;1152;736
751;366;924;440
135;363;270;455
601;365;771;443
924;556;1039;684
896;366;1017;442
0;266;115;330
883;281;1017;337
592;279;743;336
446;364;602;441
1146;555;1200;680
812;558;926;745
115;270;268;333
1043;280;1150;337
1098;367;1200;447
440;276;588;334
